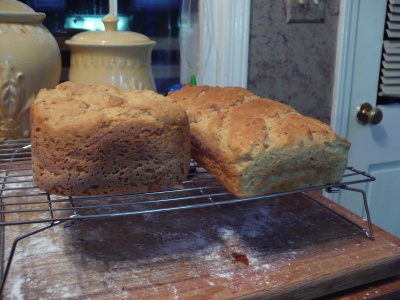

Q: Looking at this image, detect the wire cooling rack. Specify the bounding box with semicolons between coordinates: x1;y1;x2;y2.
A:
0;138;375;228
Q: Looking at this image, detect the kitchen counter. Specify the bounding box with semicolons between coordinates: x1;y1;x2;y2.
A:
2;187;400;299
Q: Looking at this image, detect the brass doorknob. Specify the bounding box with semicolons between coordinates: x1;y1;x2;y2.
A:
356;102;383;125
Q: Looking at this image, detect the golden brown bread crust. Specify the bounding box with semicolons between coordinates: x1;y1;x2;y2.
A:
169;85;351;197
31;82;191;196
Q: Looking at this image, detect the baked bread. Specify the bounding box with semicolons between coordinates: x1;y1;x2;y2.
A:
168;85;351;198
31;82;191;196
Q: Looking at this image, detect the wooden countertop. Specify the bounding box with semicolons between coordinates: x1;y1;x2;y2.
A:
2;189;400;299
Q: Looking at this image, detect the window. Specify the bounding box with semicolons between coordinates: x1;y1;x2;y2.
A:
17;0;250;91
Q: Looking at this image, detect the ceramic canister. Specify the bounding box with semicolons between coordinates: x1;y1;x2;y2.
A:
66;14;156;91
0;0;61;139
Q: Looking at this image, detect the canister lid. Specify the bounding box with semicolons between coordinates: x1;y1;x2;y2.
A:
0;0;45;23
65;14;155;46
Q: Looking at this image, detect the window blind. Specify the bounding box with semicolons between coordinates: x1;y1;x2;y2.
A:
378;0;400;104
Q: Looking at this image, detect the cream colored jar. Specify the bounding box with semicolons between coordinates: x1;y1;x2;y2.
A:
66;14;156;91
0;0;61;139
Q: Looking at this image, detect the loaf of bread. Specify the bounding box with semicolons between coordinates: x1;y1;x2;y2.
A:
168;85;351;198
31;82;191;196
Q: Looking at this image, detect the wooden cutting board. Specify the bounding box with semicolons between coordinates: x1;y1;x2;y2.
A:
2;191;400;299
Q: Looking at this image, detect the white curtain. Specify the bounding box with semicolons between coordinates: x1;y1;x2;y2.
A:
180;0;251;87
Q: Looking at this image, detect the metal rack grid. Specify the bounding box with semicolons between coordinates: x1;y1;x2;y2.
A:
0;138;377;294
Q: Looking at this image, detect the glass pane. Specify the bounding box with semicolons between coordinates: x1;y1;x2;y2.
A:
17;0;182;94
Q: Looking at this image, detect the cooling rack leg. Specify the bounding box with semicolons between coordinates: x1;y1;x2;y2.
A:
340;186;375;241
322;186;375;241
0;221;64;296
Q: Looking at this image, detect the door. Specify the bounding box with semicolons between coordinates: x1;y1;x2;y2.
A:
330;0;400;238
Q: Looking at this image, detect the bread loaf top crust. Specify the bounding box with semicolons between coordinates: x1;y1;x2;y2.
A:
32;81;188;137
169;84;349;160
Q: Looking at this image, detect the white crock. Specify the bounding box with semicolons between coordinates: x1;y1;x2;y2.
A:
66;14;156;91
0;0;61;139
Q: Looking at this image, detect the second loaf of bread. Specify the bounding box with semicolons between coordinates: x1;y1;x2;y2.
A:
168;85;351;198
31;82;191;196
